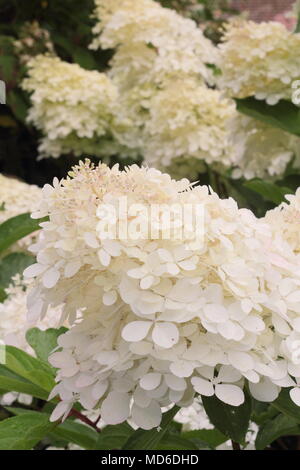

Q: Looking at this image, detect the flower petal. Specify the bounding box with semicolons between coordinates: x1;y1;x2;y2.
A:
101;392;130;425
122;321;152;342
131;400;162;430
152;322;179;349
215;384;244;406
191;377;214;396
290;387;300;406
140;373;162;391
249;378;279;402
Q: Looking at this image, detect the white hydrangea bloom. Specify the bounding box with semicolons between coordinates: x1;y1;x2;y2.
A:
0;392;33;407
265;190;300;406
0;275;64;407
22;55;118;159
90;0;225;169
0;275;62;354
91;0;217;85
174;397;213;431
25;162;300;429
143;79;235;171
0;174;41;225
265;188;300;254
217;20;300;104
0;174;42;249
228;114;300;180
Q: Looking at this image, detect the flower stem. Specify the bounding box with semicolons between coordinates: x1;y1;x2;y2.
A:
68;408;101;433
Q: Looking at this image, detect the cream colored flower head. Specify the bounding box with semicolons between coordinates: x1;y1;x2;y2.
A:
0;275;62;354
265;188;300;254
91;0;218;85
0;174;42;249
228;114;300;180
217;20;300;104
24;162;300;428
143;79;235;171
0;174;41;224
22;55;118;158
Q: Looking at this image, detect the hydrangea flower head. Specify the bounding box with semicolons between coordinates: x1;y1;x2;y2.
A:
22;55;118;158
228;114;300;180
0;174;42;249
24;162;300;427
0;275;62;354
217;20;300;104
91;0;217;84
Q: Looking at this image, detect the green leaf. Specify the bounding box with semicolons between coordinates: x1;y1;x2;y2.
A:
4;346;55;393
0;55;16;81
202;393;252;444
7;91;28;123
72;47;98;70
295;5;300;33
0;213;46;254
7;408;98;450
51;419;98;450
182;428;228;449
0;365;49;400
243;180;291;205
0;287;6;302
0;252;35;289
272;388;300;423
0;412;55;450
94;423;134;450
255;414;300;450
235;97;300;137
52;34;76;55
122;406;179;450
251;401;279;426
26;327;68;364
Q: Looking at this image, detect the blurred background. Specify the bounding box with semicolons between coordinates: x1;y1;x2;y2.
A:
0;0;296;187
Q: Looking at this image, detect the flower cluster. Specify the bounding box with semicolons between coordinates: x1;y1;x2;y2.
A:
217;20;300;104
227;114;300;180
174;397;212;431
0;173;42;248
91;0;233;171
14;21;55;65
0;275;62;354
265;188;300;254
91;0;217;85
22;55;118;159
159;105;300;181
0;174;41;225
142;79;235;171
25;162;300;428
